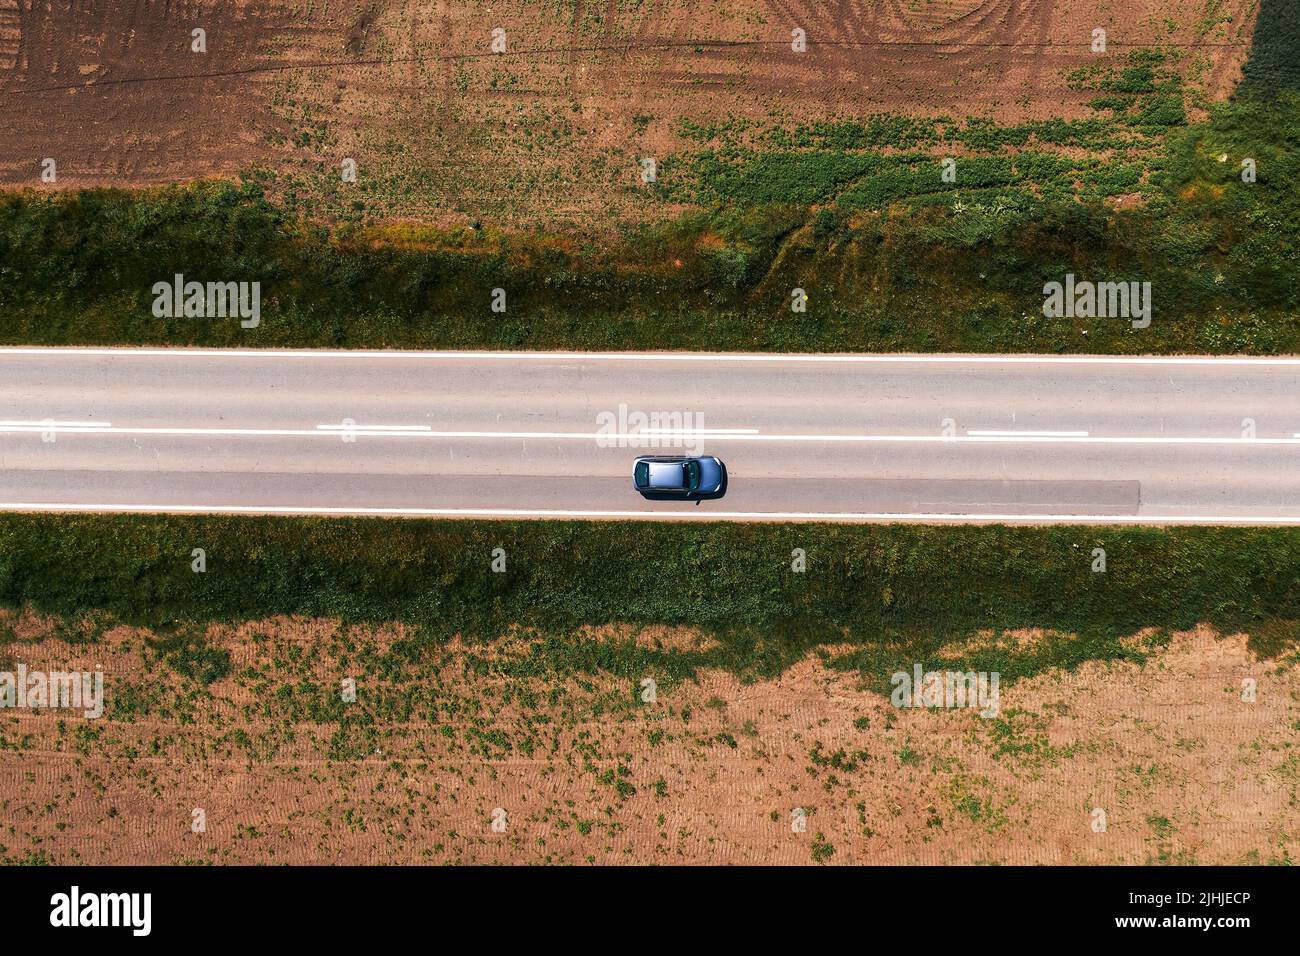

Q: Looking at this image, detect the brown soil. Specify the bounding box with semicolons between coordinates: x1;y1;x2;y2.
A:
0;1;342;187
2;612;1295;865
0;1;1260;228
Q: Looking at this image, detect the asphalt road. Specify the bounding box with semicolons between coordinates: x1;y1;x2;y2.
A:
3;347;1300;523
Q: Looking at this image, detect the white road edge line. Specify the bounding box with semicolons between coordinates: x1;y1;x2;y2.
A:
4;346;1300;366
0;425;1297;444
0;502;1298;523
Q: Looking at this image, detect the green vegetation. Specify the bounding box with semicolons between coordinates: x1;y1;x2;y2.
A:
1240;0;1300;95
1;516;1298;685
677;63;1174;210
810;831;836;863
146;629;233;685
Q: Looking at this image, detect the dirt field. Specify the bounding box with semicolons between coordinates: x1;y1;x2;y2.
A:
0;0;339;186
0;1;1260;226
2;612;1295;865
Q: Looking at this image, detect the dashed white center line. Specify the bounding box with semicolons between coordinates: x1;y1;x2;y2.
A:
316;424;433;431
0;420;113;428
638;427;760;434
968;429;1089;437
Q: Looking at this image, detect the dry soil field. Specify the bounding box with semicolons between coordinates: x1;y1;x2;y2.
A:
2;611;1295;865
0;1;1259;226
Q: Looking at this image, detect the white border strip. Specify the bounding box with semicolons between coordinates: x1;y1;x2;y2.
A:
0;424;1295;444
4;347;1300;366
0;502;1298;524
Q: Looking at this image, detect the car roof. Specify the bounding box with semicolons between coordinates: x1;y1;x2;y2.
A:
646;460;689;489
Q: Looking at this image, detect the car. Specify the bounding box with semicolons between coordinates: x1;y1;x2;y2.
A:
632;455;727;501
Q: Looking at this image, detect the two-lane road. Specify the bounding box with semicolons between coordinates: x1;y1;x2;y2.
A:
3;347;1300;522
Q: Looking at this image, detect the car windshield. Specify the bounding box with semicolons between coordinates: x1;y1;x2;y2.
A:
686;460;701;490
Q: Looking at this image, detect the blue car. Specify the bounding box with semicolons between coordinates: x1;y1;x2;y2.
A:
632;455;728;501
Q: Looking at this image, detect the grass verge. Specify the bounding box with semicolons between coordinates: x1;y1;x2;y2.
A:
1;515;1297;685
